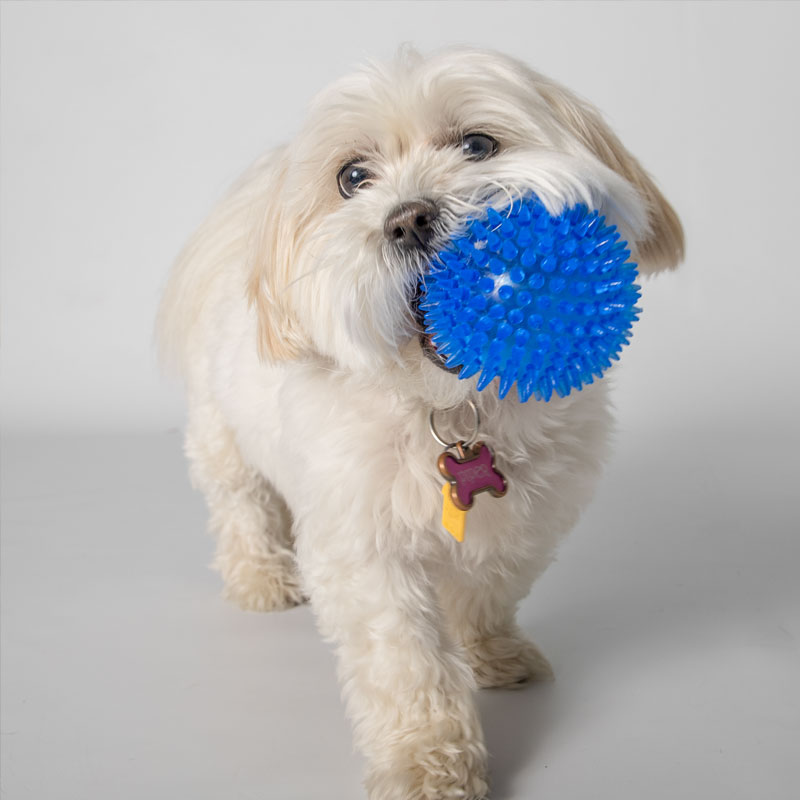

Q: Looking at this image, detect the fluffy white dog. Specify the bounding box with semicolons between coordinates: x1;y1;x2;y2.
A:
158;46;683;799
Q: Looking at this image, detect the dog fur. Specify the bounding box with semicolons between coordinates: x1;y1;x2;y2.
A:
158;46;683;800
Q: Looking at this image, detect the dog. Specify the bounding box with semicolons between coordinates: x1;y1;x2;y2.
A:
157;45;683;800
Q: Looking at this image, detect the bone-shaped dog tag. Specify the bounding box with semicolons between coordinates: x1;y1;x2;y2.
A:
437;441;508;541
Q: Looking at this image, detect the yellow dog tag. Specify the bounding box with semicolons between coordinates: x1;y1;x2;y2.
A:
441;483;466;542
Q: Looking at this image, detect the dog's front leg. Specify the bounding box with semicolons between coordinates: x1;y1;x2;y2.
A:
298;536;488;800
438;561;555;690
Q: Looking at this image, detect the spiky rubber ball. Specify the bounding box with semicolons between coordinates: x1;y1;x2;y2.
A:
419;196;642;402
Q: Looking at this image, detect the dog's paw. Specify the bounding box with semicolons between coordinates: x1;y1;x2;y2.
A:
465;633;554;689
365;736;488;800
219;553;307;612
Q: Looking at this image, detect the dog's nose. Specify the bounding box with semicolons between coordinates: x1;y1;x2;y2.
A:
384;200;439;250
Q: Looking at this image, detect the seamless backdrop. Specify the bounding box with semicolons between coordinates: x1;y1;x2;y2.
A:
2;3;799;800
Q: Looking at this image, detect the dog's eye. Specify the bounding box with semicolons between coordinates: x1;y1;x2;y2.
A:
337;161;373;199
461;133;498;161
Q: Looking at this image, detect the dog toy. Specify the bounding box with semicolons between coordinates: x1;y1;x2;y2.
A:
419;196;641;402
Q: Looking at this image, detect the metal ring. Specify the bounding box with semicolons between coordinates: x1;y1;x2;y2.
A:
428;400;481;450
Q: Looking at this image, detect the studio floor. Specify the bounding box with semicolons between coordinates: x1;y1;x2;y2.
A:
1;426;798;799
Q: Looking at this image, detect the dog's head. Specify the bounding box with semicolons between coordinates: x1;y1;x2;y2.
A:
247;47;683;397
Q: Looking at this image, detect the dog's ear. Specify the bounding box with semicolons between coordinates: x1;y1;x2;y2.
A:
536;81;685;274
246;152;308;361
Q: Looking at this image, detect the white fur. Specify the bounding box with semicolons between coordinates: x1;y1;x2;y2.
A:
158;46;682;799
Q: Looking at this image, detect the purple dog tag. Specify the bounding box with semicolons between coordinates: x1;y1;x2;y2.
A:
438;442;508;511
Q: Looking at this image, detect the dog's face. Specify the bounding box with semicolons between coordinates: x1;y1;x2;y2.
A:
248;48;683;395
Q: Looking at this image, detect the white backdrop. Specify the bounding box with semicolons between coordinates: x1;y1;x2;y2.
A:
2;0;799;434
3;5;800;798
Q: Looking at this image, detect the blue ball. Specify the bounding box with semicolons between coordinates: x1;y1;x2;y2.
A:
419;196;641;402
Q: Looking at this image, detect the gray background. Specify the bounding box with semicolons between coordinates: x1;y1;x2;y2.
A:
2;2;799;799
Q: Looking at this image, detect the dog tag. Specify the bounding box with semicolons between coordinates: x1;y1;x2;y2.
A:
439;441;508;511
441;483;467;542
437;441;507;541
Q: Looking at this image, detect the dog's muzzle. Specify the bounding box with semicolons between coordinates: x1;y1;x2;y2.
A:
385;198;459;374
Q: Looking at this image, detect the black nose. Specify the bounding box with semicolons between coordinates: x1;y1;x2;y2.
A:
384;200;439;250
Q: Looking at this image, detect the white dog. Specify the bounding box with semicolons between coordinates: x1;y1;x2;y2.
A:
158;46;683;799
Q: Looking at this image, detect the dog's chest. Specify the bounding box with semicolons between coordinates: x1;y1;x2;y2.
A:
219;354;609;560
